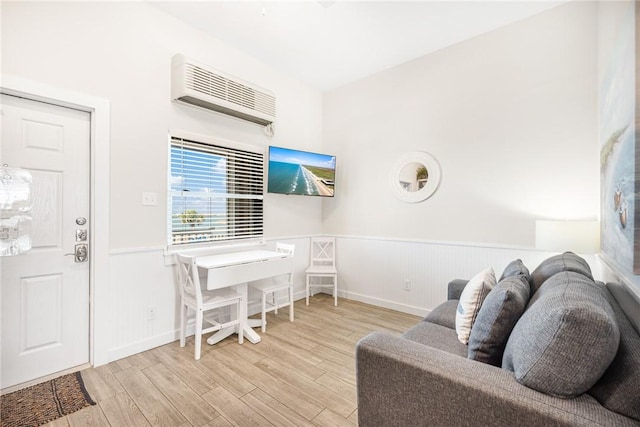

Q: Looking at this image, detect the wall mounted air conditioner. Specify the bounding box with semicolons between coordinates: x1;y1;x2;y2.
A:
171;54;276;126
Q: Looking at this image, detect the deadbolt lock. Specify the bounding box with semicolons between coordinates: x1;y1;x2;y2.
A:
76;229;87;242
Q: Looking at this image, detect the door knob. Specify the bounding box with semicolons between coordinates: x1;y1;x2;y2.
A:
65;243;88;263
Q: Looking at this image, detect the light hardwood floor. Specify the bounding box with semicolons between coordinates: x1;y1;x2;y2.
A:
48;294;420;427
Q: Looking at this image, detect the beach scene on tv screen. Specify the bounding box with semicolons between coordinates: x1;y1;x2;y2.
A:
268;146;336;197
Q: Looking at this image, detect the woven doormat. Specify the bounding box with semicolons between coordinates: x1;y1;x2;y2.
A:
1;372;95;427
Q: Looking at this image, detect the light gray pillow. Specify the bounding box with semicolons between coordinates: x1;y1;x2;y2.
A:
499;259;530;282
455;267;496;344
468;275;530;366
529;251;593;294
502;272;619;398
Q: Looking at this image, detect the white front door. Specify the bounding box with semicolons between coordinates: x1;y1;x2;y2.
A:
1;94;91;390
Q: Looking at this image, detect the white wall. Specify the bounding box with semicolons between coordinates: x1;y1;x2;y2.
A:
1;2;324;362
1;1;324;249
323;1;599;247
1;1;616;364
318;1;612;327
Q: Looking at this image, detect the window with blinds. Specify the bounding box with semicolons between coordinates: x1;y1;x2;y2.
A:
168;135;264;247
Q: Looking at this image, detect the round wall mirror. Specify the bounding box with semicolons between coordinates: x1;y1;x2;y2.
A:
390;151;441;203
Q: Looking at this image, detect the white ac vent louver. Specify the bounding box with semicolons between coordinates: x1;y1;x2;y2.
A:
171;54;275;126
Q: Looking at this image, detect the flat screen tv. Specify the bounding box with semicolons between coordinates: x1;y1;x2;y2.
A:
267;146;336;197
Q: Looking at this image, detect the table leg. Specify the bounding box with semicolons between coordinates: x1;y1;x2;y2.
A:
206;282;262;345
242;324;262;343
237;283;261;343
206;327;236;345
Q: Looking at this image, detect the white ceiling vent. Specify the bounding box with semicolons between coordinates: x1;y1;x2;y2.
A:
171;54;275;126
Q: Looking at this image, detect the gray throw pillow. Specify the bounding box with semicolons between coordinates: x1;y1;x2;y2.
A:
424;300;457;329
468;275;530;366
502;272;619;398
588;284;640;421
499;259;530;282
529;251;593;294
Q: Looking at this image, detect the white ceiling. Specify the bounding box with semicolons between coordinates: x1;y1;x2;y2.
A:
152;1;566;91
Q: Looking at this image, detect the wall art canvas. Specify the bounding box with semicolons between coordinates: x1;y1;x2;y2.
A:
600;2;639;277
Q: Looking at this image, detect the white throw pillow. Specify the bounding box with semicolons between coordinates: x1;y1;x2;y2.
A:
455;267;496;344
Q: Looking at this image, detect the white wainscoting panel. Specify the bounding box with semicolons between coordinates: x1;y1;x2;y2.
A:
108;248;179;362
334;236;598;317
107;237;312;362
106;235;598;362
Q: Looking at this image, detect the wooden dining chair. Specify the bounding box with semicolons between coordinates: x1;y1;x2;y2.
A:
306;236;338;306
176;254;243;360
248;243;295;332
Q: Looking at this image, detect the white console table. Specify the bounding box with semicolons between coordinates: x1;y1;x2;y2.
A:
196;250;292;345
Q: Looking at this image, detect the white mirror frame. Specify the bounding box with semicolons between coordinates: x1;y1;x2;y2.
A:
390;151;441;203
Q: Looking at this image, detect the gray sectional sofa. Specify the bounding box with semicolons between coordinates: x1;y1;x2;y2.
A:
356;253;640;426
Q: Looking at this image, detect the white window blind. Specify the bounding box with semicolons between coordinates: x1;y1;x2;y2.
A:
168;135;264;247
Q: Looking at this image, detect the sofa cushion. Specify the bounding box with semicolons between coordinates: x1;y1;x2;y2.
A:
424;300;457;329
402;321;468;357
499;259;530;282
455;267;496;344
447;279;468;301
588;284;640;421
468;274;530;366
502;272;619;397
530;251;593;294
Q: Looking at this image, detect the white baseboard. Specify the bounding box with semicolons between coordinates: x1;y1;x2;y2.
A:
251;289;429;317
108;330;179;363
340;290;429;318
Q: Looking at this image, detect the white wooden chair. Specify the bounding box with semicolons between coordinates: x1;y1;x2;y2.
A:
176;254;243;360
249;243;295;332
306;236;338;306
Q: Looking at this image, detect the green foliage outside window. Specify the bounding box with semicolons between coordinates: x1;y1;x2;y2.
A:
178;209;204;227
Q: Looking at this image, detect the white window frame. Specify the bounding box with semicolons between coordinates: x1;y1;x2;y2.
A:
167;130;265;250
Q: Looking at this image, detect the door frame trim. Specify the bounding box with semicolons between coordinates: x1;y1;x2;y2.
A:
1;75;111;367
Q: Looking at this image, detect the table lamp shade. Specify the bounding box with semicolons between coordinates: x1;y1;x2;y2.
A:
535;220;600;254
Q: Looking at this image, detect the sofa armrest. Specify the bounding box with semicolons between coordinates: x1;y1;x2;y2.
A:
356;332;637;427
447;279;468;300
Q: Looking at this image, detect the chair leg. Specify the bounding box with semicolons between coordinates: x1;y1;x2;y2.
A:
261;292;267;333
289;285;294;322
180;303;187;348
195;309;203;360
273;291;278;315
334;275;338;306
306;275;310;305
